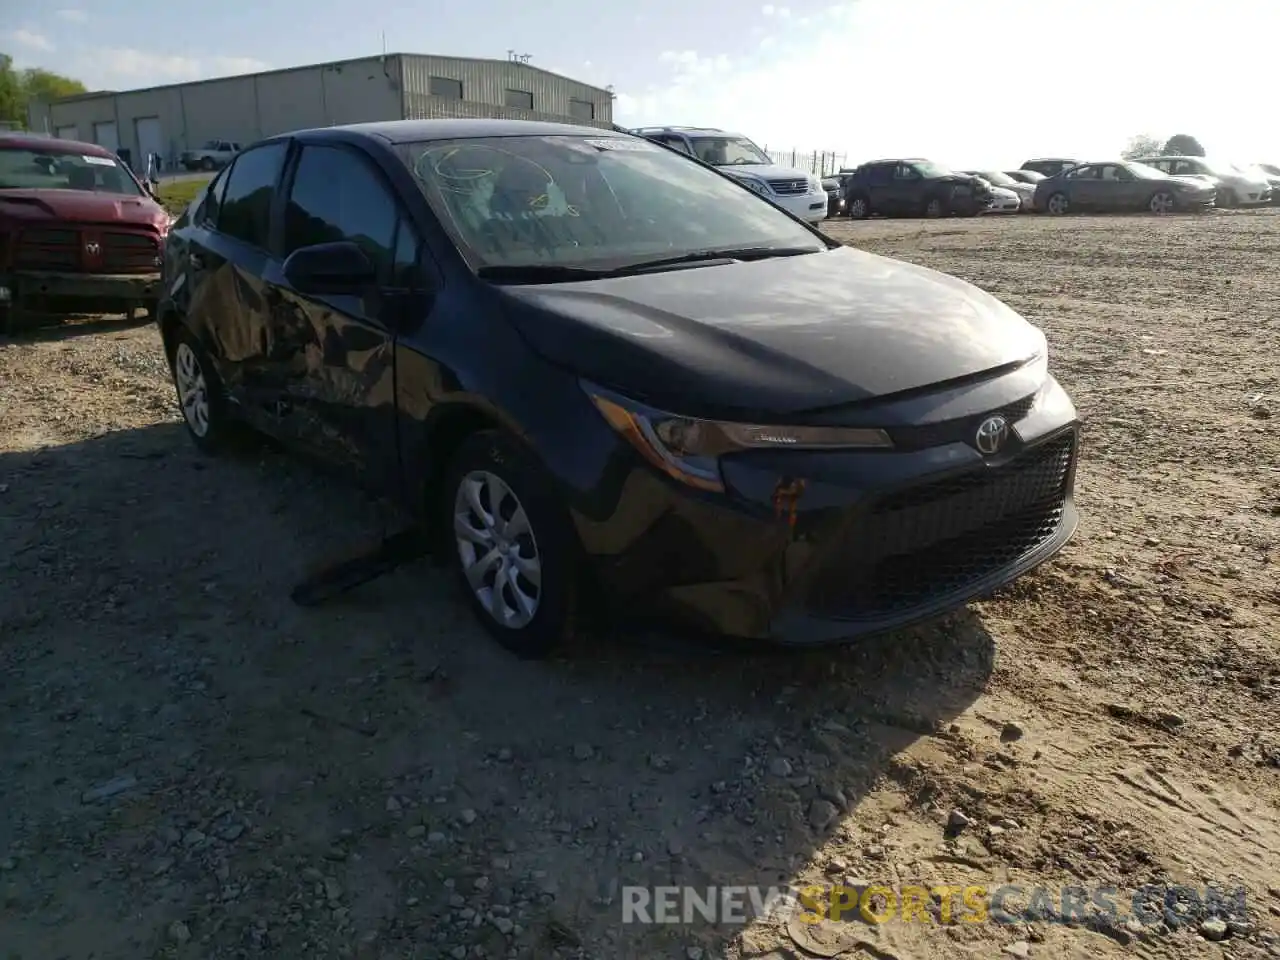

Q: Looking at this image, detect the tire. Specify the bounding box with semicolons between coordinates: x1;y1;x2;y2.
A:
923;195;947;218
1216;188;1236;209
845;194;870;219
441;429;580;658
1046;192;1070;215
1148;191;1175;215
199;157;215;172
167;325;237;453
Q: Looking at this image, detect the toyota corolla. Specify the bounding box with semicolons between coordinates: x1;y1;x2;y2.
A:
156;119;1081;657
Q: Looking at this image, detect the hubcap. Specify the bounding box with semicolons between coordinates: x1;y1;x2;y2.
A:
1049;195;1067;214
1151;193;1173;214
926;200;941;217
850;199;865;217
173;342;211;437
453;470;542;629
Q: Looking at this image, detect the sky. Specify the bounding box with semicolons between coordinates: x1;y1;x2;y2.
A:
5;0;1280;169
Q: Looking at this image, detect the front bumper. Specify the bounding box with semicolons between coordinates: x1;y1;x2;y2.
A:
981;195;1022;214
772;190;831;223
0;270;162;312
575;371;1081;645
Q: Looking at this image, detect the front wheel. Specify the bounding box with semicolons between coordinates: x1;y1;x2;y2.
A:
442;430;580;658
923;195;947;218
1149;191;1175;215
845;194;870;219
199;157;215;172
1046;192;1070;215
1216;188;1236;209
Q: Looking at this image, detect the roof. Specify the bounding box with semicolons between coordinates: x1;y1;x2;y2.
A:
631;126;733;137
0;132;115;156
281;118;618;144
41;52;613;105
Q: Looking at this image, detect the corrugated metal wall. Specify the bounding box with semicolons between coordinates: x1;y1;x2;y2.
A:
26;54;613;168
400;56;613;128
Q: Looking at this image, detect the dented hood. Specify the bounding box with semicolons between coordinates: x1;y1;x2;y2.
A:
497;245;1045;420
0;188;167;231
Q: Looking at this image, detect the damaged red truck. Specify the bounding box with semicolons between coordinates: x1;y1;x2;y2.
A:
0;132;169;334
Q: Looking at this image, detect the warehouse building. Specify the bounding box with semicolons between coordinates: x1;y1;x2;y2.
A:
26;53;615;170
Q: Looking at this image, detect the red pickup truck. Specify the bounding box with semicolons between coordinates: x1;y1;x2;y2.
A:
0;132;170;334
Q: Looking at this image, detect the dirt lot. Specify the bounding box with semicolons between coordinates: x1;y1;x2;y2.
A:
1;210;1278;960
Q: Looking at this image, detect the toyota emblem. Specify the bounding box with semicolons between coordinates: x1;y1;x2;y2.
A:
84;241;101;256
974;415;1009;455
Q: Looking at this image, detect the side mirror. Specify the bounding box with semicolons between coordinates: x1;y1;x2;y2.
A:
282;241;377;295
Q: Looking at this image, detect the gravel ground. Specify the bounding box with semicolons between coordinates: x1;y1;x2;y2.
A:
1;210;1278;960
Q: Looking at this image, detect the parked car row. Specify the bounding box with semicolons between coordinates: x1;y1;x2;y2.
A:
825;154;1277;220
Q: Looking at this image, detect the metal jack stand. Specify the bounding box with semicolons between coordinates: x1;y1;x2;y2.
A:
289;500;431;607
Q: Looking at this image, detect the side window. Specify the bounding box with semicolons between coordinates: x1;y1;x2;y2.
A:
867;164;893;186
218;142;287;249
283;144;399;281
196;167;230;226
892;163;918;181
1066;165;1095;179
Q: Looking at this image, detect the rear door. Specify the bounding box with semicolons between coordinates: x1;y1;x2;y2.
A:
864;162;896;212
189;141;291;421
1062;164;1101;208
261;141;421;490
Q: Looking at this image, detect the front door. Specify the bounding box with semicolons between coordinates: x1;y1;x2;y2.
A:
260;142;417;492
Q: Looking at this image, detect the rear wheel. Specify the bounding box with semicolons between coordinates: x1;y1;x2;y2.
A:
1148;191;1175;215
923;195;947;218
441;430;580;658
168;326;237;453
199;157;215;172
1046;192;1070;215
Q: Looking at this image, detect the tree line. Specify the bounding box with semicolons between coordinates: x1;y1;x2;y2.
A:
0;53;87;128
1123;133;1206;159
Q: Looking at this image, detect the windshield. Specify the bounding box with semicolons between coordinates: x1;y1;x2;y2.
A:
910;160;952;178
398;135;824;271
1261;163;1280;176
1013;170;1045;182
0;147;142;195
976;170;1016;186
686;136;772;166
1125;161;1167;180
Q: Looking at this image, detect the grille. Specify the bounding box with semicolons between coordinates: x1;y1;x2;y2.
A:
805;431;1075;618
888;393;1037;451
102;231;161;274
14;227;79;270
13;227;159;274
767;178;809;196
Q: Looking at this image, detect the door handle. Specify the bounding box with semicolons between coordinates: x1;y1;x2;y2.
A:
188;253;204;269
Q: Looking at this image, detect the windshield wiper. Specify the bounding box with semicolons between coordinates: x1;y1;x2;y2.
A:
611;246;824;275
476;264;615;284
477;247;823;284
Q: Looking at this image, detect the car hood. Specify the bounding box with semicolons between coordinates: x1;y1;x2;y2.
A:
716;163;813;181
497;245;1044;419
0;188;167;231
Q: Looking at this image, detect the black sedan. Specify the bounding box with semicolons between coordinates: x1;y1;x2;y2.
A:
157;119;1081;657
1033;160;1217;215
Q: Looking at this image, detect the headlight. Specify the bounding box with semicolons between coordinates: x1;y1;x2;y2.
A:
584;384;893;493
737;176;771;196
809;176;823;194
